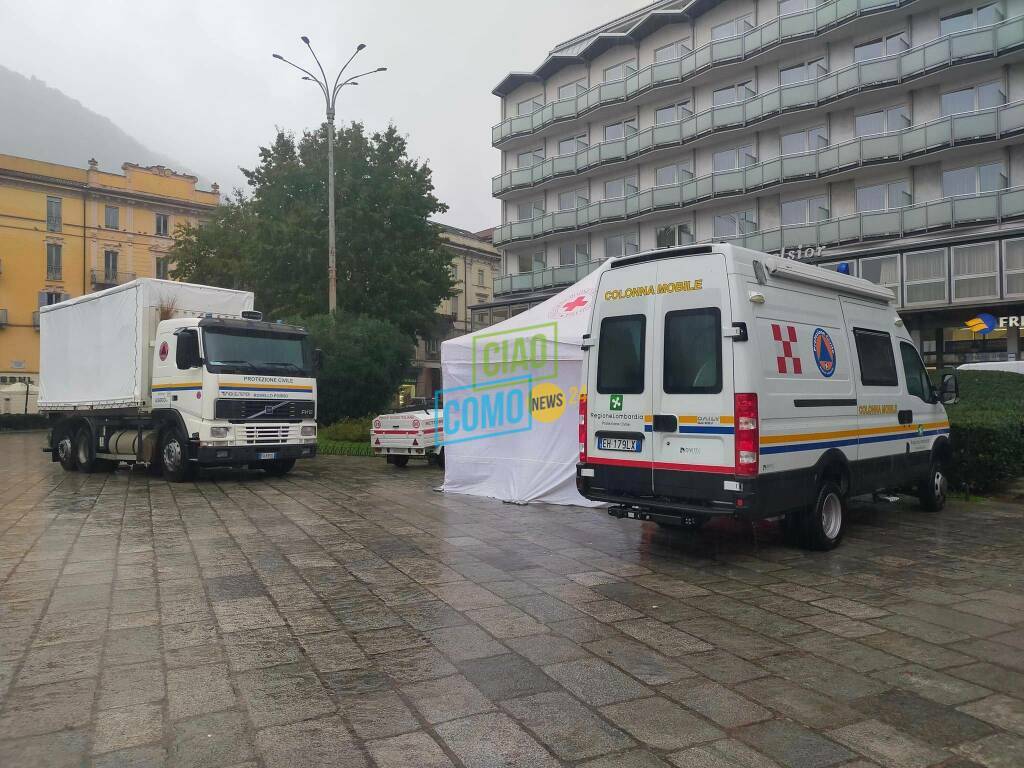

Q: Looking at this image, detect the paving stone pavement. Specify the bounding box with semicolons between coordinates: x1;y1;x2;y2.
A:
1;431;1024;768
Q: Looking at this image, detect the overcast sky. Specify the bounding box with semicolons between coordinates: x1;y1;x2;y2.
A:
1;0;645;232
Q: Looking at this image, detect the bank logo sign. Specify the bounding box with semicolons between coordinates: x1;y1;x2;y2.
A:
965;313;999;335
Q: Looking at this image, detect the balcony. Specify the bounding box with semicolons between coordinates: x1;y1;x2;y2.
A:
91;269;136;288
495;93;1024;197
715;185;1024;252
494;102;1024;246
46;267;62;282
493;0;928;146
493;259;606;296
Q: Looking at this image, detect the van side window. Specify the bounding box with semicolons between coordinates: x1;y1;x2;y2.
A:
900;342;934;402
664;308;721;394
597;315;646;394
853;328;898;386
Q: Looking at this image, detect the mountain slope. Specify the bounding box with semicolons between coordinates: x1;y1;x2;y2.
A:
0;64;188;175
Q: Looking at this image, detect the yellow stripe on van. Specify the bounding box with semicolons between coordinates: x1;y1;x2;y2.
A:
677;415;734;425
762;420;951;445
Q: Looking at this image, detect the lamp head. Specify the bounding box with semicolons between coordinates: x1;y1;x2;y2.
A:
301;36;310;44
377;67;387;72
357;43;366;50
272;53;283;59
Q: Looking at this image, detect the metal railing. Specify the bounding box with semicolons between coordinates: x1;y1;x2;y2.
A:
493;0;926;145
494;96;1024;196
91;269;136;287
46;267;62;281
46;216;62;232
494;258;605;296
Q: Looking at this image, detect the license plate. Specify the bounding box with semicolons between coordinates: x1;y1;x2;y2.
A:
598;437;641;452
258;452;277;460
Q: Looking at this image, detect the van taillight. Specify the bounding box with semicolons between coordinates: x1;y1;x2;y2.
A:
734;393;758;478
579;392;588;462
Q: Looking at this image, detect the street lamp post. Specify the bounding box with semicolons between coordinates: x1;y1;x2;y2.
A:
273;38;386;314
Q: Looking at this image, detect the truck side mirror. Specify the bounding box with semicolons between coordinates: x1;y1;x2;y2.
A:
939;372;959;405
175;329;201;369
312;348;324;375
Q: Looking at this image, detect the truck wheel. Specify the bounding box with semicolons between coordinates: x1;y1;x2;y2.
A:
160;430;196;483
390;455;409;468
918;458;947;512
57;431;77;471
800;481;846;551
75;427;99;473
261;459;296;477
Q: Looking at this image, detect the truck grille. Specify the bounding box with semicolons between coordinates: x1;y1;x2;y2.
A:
237;425;301;444
215;399;314;422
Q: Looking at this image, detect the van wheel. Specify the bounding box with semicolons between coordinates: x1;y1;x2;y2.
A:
57;431;77;471
800;482;846;551
918;458;947;512
160;430;196;483
390;455;409;468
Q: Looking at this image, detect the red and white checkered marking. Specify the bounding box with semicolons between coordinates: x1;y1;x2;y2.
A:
772;323;802;375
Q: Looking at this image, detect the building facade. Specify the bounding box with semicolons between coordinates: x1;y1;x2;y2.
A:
0;154;219;384
486;0;1024;366
400;223;501;403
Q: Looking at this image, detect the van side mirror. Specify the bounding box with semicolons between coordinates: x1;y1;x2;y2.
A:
175;329;201;369
312;348;324;375
939;372;959;405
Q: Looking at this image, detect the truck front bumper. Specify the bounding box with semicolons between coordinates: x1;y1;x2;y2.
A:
195;443;317;465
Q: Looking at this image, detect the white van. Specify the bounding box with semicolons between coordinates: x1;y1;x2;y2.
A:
576;244;958;550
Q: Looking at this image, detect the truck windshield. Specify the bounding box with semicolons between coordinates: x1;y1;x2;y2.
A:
203;328;311;376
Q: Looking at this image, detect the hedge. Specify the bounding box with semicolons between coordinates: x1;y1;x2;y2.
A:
0;413;51;431
320;418;372;443
945;370;1024;494
317;437;374;457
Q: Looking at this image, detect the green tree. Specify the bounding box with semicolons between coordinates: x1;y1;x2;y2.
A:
304;313;414;423
171;123;453;339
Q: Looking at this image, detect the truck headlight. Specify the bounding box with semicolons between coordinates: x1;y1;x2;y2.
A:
301;425;316;437
210;427;230;439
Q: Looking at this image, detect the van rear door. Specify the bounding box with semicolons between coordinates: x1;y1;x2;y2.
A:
586;261;657;498
651;251;735;498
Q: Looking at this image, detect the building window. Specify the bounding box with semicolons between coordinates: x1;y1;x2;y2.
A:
711;14;754;41
1005;239;1024;296
779;58;826;85
517;95;543;116
713;144;757;172
714;210;757;238
904;248;948;304
655;222;693;248
451;294;459;318
779;0;827;14
856;180;911;212
476;268;485;287
781;125;827;155
604;176;638;200
46;242;62;281
517;148;544;169
558;242;588;266
557;134;588;156
104;206;119;230
40;290;65;306
46;196;62;232
103;250;119;281
517;251;546;273
941;81;1006;116
654;100;693;126
855;105;911;136
156;256;171;280
557;79;587;100
942;163;1007;197
654;38;692;63
603;59;637;83
603;118;637;141
604;231;639;259
781;195;829;226
940;4;1003;37
853;31;909;62
860;254;901;302
557;188;588;211
515;200;544;222
155;213;169;236
713;80;755;106
952;242;999;301
655;162;693;187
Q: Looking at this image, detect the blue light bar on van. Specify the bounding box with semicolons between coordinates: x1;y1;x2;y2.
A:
837;262;851;275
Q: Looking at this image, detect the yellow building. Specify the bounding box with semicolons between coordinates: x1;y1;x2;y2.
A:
0;154;219;384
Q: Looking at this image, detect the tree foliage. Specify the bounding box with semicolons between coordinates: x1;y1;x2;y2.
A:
171;123;453;339
304;314;414;423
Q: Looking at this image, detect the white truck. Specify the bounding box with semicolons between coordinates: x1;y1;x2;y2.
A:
39;279;319;481
370;407;444;467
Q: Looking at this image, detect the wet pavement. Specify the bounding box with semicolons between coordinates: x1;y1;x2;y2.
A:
1;431;1023;768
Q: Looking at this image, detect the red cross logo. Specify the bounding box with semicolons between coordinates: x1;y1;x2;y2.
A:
772;323;802;374
562;295;588;313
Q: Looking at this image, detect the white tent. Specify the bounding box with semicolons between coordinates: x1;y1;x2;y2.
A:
440;266;607;506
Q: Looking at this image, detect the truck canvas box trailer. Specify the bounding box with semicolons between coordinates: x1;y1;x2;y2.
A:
576;244;958;550
39;279;319;481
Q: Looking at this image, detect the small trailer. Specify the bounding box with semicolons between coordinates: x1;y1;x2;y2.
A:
370;408;444;467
